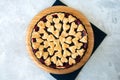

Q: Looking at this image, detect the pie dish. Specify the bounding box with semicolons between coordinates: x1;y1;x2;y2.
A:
26;6;94;74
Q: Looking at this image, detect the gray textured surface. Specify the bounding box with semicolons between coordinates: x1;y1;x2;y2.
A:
0;0;120;80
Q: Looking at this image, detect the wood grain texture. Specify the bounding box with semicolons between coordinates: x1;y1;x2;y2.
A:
26;6;94;74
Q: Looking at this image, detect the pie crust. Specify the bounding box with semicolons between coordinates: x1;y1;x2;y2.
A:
26;6;94;74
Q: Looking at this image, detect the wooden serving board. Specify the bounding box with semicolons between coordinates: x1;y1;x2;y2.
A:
26;6;94;74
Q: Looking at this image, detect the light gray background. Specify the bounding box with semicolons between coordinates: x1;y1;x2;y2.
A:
0;0;120;80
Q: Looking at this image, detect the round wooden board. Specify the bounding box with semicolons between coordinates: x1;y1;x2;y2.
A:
26;6;94;74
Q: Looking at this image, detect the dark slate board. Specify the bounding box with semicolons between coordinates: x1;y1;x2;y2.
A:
50;0;107;80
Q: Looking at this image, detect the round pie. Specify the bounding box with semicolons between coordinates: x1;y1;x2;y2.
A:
26;6;94;74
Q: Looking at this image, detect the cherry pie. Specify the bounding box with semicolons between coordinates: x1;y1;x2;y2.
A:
26;6;94;74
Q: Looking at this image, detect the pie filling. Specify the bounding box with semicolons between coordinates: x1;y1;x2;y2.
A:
30;12;88;69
